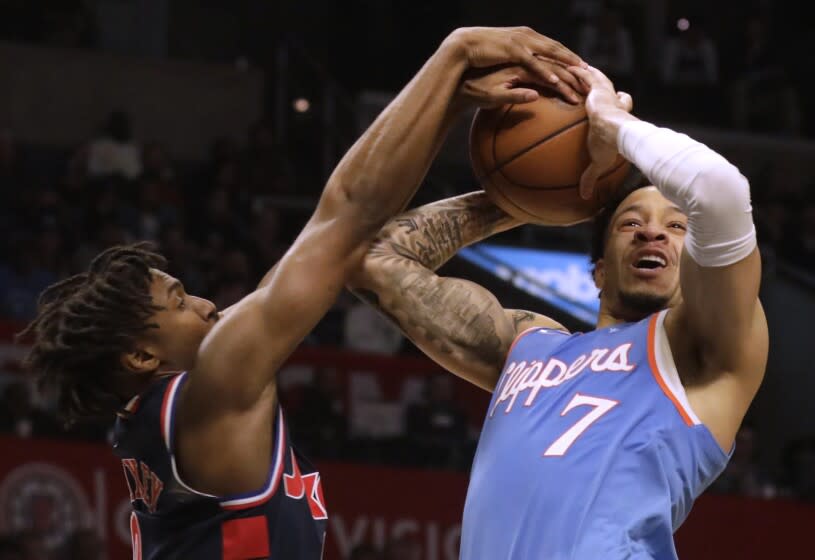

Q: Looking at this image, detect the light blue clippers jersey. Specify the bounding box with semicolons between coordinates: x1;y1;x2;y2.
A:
460;310;731;560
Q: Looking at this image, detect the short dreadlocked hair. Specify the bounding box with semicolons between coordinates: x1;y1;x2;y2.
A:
589;168;651;272
18;243;167;422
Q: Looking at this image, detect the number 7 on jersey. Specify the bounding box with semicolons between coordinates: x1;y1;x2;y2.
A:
543;393;619;457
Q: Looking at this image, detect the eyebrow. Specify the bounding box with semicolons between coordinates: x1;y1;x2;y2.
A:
616;203;643;216
616;203;685;218
166;280;183;299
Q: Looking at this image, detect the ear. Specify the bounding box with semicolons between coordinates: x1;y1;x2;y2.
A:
593;259;606;292
121;348;161;374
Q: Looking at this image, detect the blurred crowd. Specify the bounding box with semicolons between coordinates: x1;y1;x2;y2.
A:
0;93;813;503
568;4;809;137
0;12;813;560
1;1;812;139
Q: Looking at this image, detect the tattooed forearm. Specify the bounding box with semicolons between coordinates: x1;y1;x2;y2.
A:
368;191;520;271
346;192;527;386
398;271;506;367
355;266;509;374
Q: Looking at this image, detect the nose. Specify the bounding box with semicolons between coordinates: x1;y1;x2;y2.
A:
190;296;217;321
634;223;667;243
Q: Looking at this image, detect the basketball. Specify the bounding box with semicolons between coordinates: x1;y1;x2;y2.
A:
469;90;630;225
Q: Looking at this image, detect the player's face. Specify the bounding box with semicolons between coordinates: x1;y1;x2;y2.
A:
136;270;219;373
594;187;687;320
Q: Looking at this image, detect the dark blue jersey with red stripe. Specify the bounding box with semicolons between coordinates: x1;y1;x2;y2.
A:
112;372;327;559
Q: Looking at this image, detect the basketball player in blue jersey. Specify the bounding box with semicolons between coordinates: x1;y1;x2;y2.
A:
349;65;767;559
18;28;586;559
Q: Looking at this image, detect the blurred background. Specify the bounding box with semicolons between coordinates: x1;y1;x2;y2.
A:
0;0;813;558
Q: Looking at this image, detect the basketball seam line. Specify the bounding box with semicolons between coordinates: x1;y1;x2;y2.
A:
488;110;589;177
495;157;628;191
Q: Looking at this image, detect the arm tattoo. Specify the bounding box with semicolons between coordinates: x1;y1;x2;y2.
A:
398;272;506;367
353;192;520;374
369;191;518;271
357;270;506;368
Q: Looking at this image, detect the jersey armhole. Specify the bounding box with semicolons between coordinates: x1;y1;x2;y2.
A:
159;373;287;507
647;310;702;427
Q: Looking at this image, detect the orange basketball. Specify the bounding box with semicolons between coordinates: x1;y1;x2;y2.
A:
469;90;630;225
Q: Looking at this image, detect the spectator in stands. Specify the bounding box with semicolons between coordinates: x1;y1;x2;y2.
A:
709;424;774;498
87;110;142;180
568;0;604;26
785;199;815;271
730;15;802;136
246;205;289;279
243;117;296;196
140;141;175;184
72;221;130;272
159;225;207;297
782;437;815;502
0;239;59;320
289;368;347;460
343;301;404;355
191;186;247;252
576;6;635;93
132;175;180;242
0;381;59;438
660;21;721;123
210;248;254;309
61;143;90;197
404;374;469;469
755;195;791;251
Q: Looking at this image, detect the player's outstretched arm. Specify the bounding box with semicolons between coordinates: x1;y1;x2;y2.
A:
190;30;585;409
170;30;585;498
573;65;768;448
349;192;565;391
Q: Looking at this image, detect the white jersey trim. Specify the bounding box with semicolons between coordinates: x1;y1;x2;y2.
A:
220;408;286;509
159;373;286;504
653;310;702;425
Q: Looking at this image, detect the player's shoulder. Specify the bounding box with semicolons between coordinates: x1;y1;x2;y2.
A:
506;309;568;338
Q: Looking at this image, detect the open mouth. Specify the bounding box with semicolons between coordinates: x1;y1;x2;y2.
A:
634;255;667;270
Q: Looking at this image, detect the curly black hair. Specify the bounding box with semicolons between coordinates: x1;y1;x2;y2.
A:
17;243;167;422
589;167;651;271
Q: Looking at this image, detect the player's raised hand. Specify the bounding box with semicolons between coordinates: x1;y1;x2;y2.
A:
446;27;587;103
459;65;561;108
568;65;634;199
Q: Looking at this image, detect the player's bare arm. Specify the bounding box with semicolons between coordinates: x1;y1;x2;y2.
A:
573;65;768;450
349;191;565;391
177;29;586;496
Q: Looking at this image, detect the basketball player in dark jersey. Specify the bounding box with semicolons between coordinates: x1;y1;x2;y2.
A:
19;28;586;559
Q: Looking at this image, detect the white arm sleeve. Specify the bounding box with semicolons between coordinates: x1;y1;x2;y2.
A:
617;120;757;267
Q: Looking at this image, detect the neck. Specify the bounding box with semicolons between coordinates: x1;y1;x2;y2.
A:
595;299;651;329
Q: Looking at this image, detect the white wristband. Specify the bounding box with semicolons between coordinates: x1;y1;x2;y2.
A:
617;120;757;268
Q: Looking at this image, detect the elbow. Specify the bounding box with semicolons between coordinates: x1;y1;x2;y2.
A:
692;161;752;217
